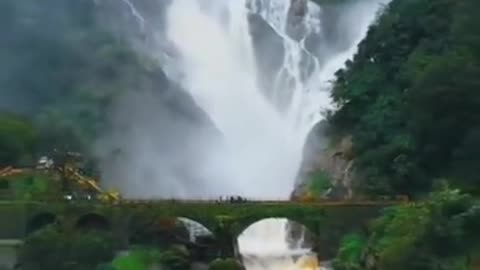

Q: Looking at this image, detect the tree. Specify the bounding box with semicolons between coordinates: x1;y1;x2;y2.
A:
0;113;38;167
339;188;480;270
329;0;480;196
332;233;367;270
18;226;115;270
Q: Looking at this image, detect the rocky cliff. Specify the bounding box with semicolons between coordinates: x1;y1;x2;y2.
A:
292;122;356;200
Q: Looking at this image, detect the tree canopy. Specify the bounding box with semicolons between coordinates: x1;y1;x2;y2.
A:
330;0;480;196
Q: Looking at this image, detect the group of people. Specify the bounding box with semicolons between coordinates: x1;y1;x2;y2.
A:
216;196;248;204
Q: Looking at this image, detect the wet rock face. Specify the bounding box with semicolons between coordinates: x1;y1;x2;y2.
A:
291;0;309;17
287;0;309;41
286;221;315;249
248;13;285;97
292;121;356;200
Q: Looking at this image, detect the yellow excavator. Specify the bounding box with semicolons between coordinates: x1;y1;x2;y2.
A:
0;159;120;204
56;163;121;204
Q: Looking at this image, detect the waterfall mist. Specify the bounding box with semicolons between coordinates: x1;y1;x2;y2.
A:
98;0;387;200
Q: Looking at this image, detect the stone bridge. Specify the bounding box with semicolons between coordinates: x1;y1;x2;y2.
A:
0;200;405;261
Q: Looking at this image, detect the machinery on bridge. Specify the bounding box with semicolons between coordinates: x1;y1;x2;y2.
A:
2;150;409;205
56;163;120;204
0;153;120;204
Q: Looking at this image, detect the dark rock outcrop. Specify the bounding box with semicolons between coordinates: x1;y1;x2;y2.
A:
293;121;356;200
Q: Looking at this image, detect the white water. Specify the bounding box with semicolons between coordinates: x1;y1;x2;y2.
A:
113;0;388;269
166;0;299;199
239;218;321;270
163;0;387;200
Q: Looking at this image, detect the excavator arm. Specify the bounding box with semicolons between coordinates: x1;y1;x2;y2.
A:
0;167;25;178
62;166;120;203
1;161;121;204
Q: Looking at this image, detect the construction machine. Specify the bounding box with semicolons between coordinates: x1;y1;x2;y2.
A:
56;163;120;204
0;153;121;204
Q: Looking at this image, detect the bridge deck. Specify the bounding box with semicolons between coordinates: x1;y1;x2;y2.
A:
118;199;406;206
0;199;407;206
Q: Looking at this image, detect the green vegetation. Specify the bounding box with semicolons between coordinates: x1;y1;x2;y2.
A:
333;188;480;270
18;226;115;270
8;174;58;200
308;171;333;198
330;0;480;196
0;114;38;167
330;0;480;267
208;258;243;270
0;170;60;201
18;226;191;270
159;245;191;270
110;248;166;270
332;233;367;270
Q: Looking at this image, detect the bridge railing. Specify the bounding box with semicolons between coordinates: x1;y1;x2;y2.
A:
117;196;409;205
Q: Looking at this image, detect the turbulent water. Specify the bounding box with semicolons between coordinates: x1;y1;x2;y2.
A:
111;0;388;269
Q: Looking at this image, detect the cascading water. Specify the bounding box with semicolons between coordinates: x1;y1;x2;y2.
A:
165;0;303;199
109;0;388;269
162;0;388;200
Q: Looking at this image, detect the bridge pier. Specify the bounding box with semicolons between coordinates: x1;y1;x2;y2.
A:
215;230;237;258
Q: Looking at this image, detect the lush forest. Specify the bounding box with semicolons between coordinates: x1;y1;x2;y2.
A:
330;0;480;269
330;0;480;197
333;187;480;270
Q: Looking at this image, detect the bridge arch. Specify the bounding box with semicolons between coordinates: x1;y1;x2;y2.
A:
76;213;110;231
236;218;317;250
233;216;318;238
26;212;57;234
127;214;215;247
177;217;215;243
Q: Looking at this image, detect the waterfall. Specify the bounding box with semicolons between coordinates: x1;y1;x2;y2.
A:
101;0;387;200
109;0;388;269
165;0;301;199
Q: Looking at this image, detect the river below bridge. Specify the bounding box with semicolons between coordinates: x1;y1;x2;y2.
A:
238;218;331;270
182;217;331;270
